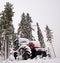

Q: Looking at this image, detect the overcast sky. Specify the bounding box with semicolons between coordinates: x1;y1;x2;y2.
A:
0;0;60;58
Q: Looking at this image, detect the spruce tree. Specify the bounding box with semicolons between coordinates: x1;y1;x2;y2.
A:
0;2;14;34
26;13;33;40
0;12;5;52
4;2;14;34
37;22;45;48
1;2;14;59
45;25;53;42
18;13;33;40
18;13;26;38
45;25;56;57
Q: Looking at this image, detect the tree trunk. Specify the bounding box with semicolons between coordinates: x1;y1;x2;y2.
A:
5;35;9;59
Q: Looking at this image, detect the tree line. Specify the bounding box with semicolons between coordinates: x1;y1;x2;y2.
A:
0;2;53;49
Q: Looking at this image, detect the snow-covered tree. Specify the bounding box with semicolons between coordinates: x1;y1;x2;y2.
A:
4;2;14;33
1;2;14;34
37;22;45;48
18;13;26;38
0;17;2;51
45;25;56;58
26;13;33;40
0;12;5;55
0;2;14;59
45;25;53;42
18;13;33;40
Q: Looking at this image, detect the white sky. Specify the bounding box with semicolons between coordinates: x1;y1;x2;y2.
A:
0;0;60;58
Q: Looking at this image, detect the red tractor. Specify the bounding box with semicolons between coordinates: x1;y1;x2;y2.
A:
13;38;47;60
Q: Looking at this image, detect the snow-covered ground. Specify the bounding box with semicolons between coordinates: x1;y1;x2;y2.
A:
0;52;60;63
0;38;59;63
1;57;60;63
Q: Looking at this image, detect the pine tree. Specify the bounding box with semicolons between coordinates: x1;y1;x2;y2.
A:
45;25;53;43
26;13;33;40
1;2;14;59
18;13;33;40
18;13;26;37
45;25;56;58
4;2;14;33
37;22;45;48
0;13;6;52
0;2;14;34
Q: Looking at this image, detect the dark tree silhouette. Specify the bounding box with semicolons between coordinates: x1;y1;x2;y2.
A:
0;2;14;59
18;13;33;40
37;22;45;48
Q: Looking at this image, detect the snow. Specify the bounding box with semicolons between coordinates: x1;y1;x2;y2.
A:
18;38;40;47
0;51;60;63
18;45;31;54
0;56;3;62
0;54;60;63
1;57;60;63
1;38;60;63
18;38;30;46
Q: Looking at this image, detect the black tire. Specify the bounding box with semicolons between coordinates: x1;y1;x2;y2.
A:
19;46;31;60
42;51;47;57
